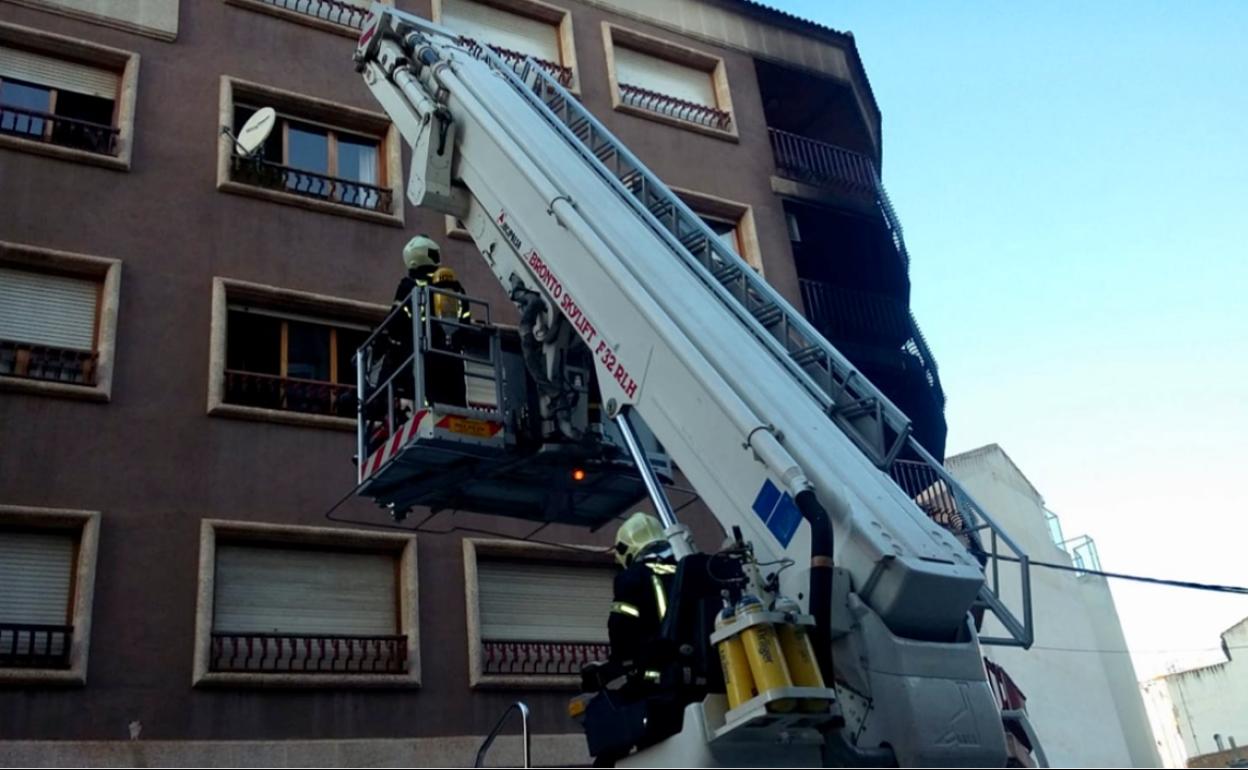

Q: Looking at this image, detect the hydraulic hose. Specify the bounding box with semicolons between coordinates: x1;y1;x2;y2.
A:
794;489;835;683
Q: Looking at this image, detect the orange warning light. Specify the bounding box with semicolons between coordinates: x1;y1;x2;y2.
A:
572;468;587;482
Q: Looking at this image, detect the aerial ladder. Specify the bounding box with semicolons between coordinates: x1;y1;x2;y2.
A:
346;5;1041;766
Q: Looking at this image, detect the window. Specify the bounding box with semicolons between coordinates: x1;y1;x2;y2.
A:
0;505;100;685
5;0;180;42
603;23;735;138
224;306;370;418
224;0;384;35
0;241;121;401
0;23;139;168
218;77;403;225
209;278;387;430
464;539;614;689
672;186;763;274
194;520;419;688
435;0;577;88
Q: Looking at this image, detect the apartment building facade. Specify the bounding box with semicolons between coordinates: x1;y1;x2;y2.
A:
0;0;946;763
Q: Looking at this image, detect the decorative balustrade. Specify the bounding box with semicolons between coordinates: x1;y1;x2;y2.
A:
0;104;119;155
209;632;408;673
482;640;609;677
0;340;97;385
618;83;732;131
224;369;356;417
229;155;393;214
0;623;73;669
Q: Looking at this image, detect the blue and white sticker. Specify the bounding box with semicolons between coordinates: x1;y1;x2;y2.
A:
752;479;802;547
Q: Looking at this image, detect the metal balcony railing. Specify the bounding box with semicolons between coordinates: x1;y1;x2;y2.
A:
1;103;120;156
798;279;911;344
209;632;408;673
229;155;393;214
0;623;73;669
458;38;573;87
767;128;911;271
482;640;609;677
618;82;732;131
249;0;370;29
0;339;98;385
224;369;355;417
768;127;876;197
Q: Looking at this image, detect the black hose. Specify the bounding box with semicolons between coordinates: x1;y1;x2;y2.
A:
794;489;835;683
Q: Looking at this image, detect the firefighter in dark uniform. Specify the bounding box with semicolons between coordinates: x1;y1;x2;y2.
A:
388;235;471;407
582;512;680;766
608;512;677;672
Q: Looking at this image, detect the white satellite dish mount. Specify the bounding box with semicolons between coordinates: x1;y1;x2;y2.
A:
221;106;276;158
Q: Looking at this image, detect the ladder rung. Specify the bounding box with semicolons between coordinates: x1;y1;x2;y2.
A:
751;303;784;327
791;345;825;366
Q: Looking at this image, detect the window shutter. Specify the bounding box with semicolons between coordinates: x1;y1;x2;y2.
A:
441;0;560;64
0;530;74;625
213;544;398;635
615;47;716;108
0;267;98;351
478;559;613;643
0;46;118;100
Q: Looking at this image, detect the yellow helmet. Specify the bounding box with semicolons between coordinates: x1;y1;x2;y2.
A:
402;235;440;270
614;512;665;567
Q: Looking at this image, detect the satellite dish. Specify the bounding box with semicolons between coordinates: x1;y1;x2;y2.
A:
235;107;276;157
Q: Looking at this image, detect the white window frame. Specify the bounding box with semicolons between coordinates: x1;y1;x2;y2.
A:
0;21;140;170
602;22;737;141
0;241;121;402
193;519;420;689
463;537;615;690
216;76;405;226
432;0;579;92
0;505;100;687
208;277;387;431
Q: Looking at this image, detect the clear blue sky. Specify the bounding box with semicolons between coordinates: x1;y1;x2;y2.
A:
778;1;1248;678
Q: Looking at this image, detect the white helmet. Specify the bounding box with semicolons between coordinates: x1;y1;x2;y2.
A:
402;235;440;271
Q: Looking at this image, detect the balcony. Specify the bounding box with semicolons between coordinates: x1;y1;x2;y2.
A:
228;155;393;214
799;279;910;347
482;640;609;677
618;83;732;132
243;0;370;30
209;632;408;673
0;103;119;156
459;38;573;87
224;369;355;417
0;623;73;669
0;340;98;386
769;128;876;198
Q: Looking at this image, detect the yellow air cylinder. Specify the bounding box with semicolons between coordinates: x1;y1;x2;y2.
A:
714;603;757;711
735;594;795;713
773;595;828;713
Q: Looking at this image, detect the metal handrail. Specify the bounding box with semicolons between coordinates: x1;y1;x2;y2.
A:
474;701;531;768
618;82;732;130
250;0;369;29
0;103;120;155
228;154;393;213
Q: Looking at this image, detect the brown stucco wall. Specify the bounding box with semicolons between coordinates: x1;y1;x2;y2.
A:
0;0;858;746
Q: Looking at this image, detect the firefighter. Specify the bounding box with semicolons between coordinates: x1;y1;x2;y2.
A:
608;512;677;675
381;235;471;407
583;512;679;767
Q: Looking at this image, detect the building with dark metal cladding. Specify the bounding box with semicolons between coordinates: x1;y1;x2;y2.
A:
0;0;945;763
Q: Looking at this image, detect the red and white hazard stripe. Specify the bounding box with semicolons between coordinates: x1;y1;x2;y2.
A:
362;409;429;481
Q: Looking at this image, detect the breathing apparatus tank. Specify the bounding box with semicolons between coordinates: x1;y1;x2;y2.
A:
714;598;757;710
772;594;829;713
735;593;795;713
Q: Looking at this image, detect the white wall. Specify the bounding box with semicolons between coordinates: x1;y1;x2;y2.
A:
1158;619;1248;760
947;445;1161;768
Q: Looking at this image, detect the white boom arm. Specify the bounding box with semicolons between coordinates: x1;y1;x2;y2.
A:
354;6;1032;766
